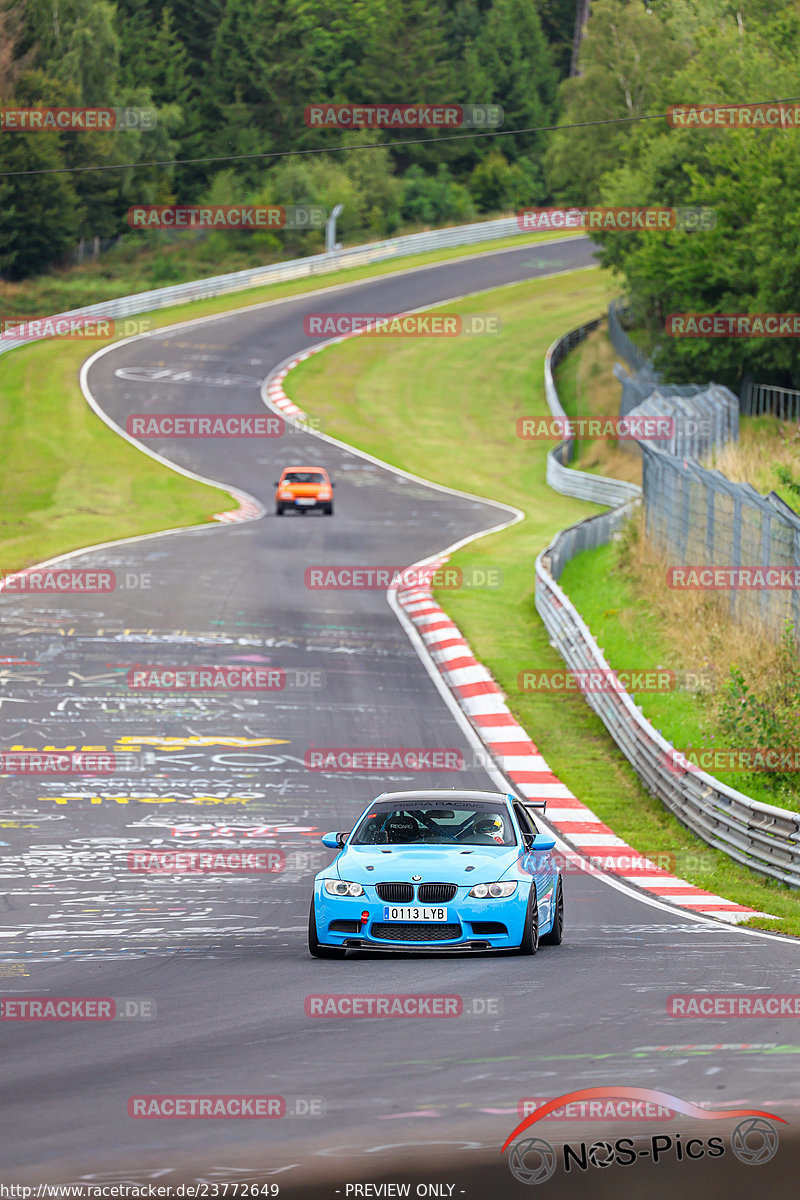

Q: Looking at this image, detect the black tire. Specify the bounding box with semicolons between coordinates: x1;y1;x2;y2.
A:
275;504;284;516
519;885;539;955
540;878;564;945
308;901;346;959
323;504;334;516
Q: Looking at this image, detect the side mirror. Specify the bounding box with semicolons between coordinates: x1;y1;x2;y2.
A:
531;834;556;852
331;482;336;489
273;481;279;488
322;831;350;848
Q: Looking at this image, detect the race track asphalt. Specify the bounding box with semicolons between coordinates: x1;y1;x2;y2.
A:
1;235;798;1197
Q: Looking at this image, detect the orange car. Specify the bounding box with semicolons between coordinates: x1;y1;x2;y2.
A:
274;465;335;516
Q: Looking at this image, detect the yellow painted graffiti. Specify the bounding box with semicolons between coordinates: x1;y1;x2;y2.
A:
41;796;255;805
115;736;289;750
8;736;288;752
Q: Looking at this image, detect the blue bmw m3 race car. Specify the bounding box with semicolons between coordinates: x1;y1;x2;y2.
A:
308;789;564;956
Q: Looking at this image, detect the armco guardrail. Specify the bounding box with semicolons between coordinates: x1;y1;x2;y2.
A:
537;318;800;887
536;536;800;886
543;319;641;508
0;216;543;359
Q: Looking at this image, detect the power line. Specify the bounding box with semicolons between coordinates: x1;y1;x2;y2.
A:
0;97;797;179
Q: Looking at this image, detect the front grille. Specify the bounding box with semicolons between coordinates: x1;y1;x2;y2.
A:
370;923;462;943
328;920;362;934
375;882;414;902
417;882;457;903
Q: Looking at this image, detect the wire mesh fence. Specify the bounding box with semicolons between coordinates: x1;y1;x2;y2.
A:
640;444;800;637
607;297;653;374
538;313;800;886
629;383;739;459
605;302;800;642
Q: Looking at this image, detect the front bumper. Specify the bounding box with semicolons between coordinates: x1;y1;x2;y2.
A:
313;884;532;951
277;496;330;510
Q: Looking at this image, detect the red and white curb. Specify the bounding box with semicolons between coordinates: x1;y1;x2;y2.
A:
265;348;768;927
267;360;310;419
393;562;767;925
213;494;264;524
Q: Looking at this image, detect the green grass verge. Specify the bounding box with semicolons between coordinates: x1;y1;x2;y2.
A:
285;268;800;935
0;338;227;571
0;229;579;574
553;319;800;812
558;538;800;811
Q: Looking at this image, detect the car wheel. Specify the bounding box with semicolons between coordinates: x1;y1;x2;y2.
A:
540;878;564;945
308;901;346;959
323;504;334;516
275;504;284;516
519;885;539;955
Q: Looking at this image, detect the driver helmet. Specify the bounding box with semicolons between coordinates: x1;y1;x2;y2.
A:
475;815;505;843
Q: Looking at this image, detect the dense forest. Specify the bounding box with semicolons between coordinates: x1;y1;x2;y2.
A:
0;0;572;277
1;0;800;389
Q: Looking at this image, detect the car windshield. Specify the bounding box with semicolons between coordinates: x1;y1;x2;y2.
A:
351;802;517;846
283;471;325;483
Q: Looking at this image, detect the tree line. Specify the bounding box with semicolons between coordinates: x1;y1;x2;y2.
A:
549;0;800;391
2;0;799;391
0;0;571;278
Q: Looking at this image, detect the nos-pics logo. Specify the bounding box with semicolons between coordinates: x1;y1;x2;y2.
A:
503;1087;783;1184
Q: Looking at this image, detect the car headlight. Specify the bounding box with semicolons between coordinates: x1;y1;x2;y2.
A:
468;881;517;899
278;489;292;498
324;879;365;897
317;489;331;499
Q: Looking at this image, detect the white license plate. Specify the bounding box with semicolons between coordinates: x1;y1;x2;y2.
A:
383;906;448;922
295;498;316;506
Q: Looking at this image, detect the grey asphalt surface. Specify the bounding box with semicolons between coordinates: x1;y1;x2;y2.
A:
1;236;799;1197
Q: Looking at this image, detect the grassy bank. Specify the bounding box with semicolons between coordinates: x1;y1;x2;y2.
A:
553;318;800;814
285;268;799;934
